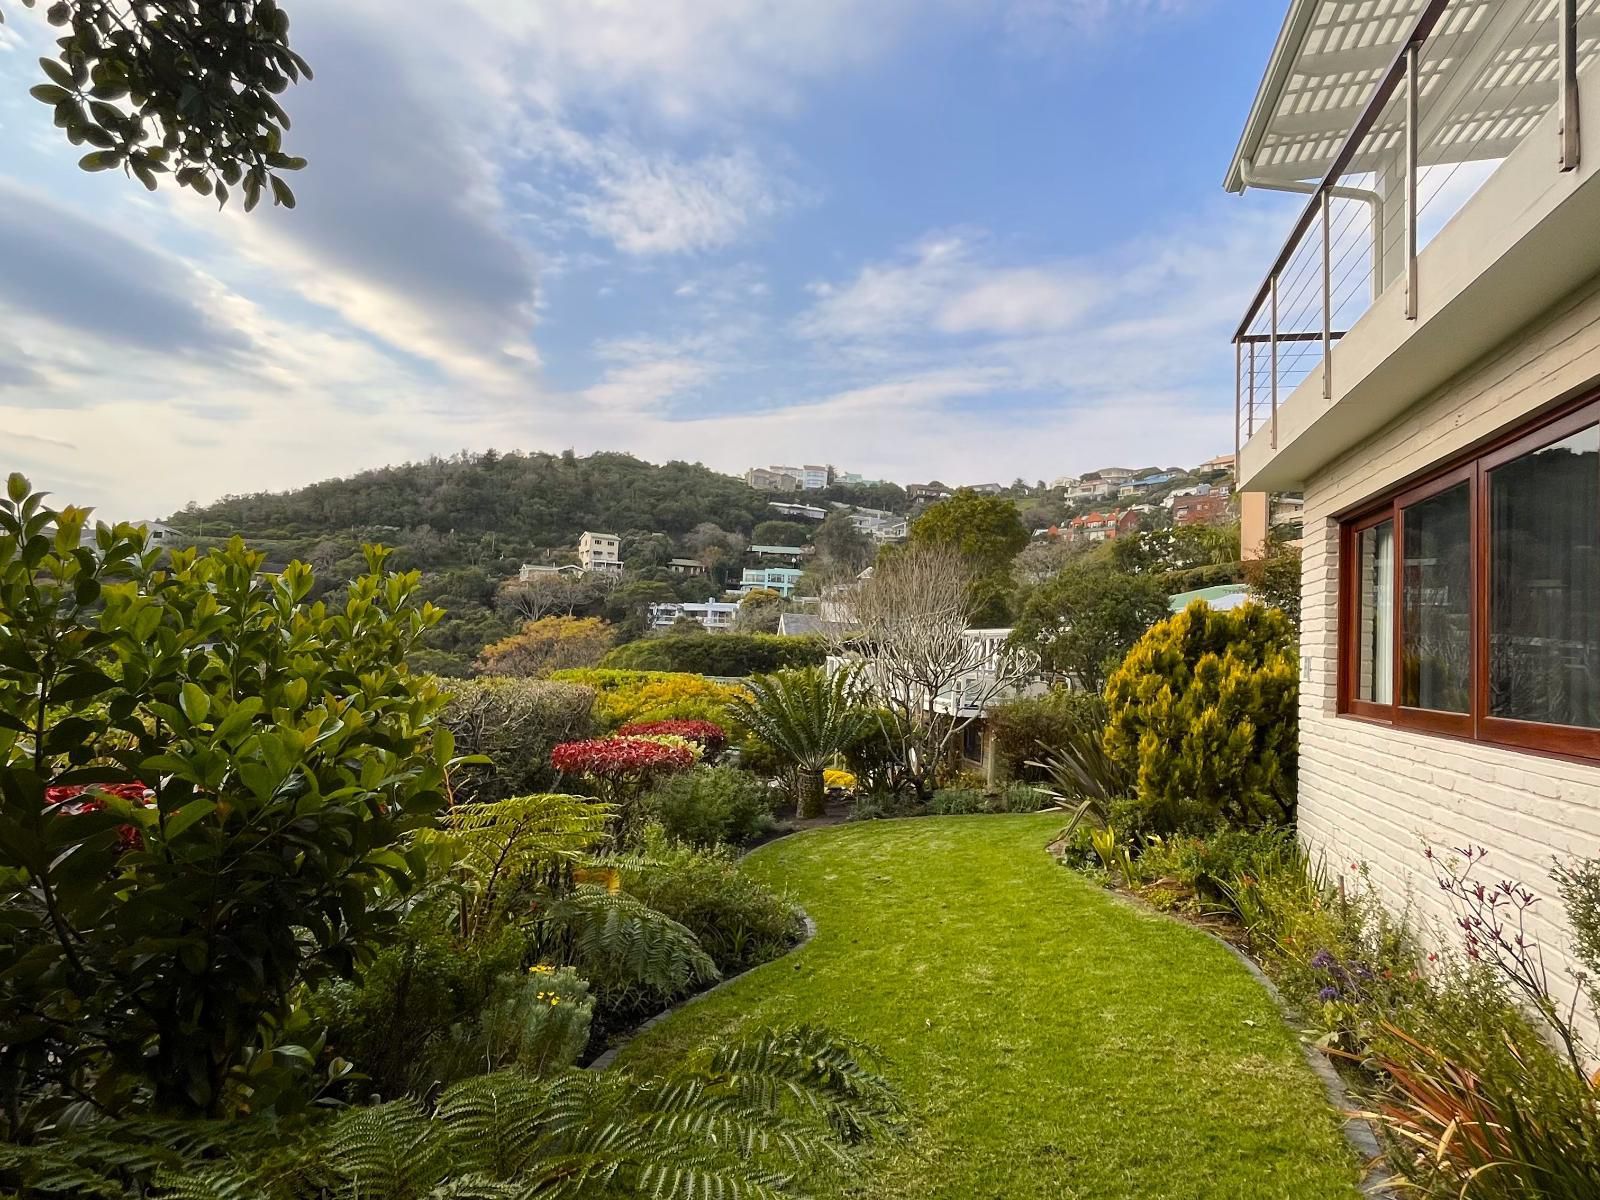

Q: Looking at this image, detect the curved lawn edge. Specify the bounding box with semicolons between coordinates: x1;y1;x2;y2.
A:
608;815;1368;1199
588;906;818;1072
1095;885;1395;1197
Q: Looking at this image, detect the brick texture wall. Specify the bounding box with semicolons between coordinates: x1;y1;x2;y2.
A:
1300;275;1600;1035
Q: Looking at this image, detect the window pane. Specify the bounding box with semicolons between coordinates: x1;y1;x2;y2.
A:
1401;483;1472;712
1357;520;1394;704
1489;424;1600;728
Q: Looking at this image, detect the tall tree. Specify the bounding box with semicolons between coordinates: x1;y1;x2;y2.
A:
813;510;875;573
908;489;1030;624
11;0;310;208
1012;560;1170;692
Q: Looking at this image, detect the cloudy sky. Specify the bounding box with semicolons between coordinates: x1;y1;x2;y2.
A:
0;0;1298;519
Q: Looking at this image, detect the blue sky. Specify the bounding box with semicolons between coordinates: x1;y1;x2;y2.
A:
0;0;1300;519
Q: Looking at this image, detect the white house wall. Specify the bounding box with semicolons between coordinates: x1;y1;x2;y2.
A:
1300;272;1600;1040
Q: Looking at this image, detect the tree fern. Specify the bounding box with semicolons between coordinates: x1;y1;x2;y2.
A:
534;884;719;1003
427;793;613;938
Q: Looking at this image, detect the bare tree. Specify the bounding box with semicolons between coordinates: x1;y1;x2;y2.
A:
827;545;1032;798
497;573;595;622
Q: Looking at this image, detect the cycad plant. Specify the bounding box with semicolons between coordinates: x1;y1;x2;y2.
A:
730;668;870;818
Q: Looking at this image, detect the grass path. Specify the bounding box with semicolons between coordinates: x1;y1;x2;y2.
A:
617;814;1363;1200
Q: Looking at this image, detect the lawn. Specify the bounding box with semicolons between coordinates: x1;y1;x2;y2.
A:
615;814;1365;1200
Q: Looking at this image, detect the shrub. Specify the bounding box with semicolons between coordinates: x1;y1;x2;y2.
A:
642;765;777;848
619;718;728;759
603;633;826;676
549;668;748;729
729;667;870;819
0;480;453;1121
930;788;984;815
477;615;614;676
621;829;803;977
1104;600;1297;833
989;781;1051;813
988;688;1108;781
824;767;857;792
551;736;696;843
440;676;597;802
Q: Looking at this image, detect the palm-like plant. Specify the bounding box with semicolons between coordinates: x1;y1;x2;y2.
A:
730;668;870;818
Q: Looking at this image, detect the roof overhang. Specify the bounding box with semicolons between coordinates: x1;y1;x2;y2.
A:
1226;0;1600;195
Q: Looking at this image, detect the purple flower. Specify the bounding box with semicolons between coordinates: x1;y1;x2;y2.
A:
1318;986;1339;1003
1310;949;1336;971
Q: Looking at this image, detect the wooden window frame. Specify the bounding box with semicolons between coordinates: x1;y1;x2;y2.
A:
1337;391;1600;762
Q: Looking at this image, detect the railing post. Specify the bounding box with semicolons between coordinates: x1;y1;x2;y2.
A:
1404;42;1419;321
1269;273;1279;450
1234;339;1243;465
1322;190;1333;399
1560;0;1582;172
1247;341;1257;438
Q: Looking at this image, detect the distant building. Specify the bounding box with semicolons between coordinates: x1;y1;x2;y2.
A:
767;501;828;521
747;544;813;565
965;483;1004;495
1167;584;1249;613
1090;467;1136;484
1067;508;1139;544
577;531;623;574
667;558;706;576
648;601;739;631
1065;478;1117;502
1198;453;1236;473
140;521;182;546
847;509;908;543
905;482;952;503
738;566;804;598
833;471;883;486
746;467;800;493
1050;475;1080;490
1172;492;1233;526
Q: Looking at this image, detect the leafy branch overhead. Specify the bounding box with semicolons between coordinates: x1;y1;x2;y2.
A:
11;0;309;209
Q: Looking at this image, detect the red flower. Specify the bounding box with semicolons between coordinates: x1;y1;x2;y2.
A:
617;719;727;756
44;783;153;851
551;736;695;780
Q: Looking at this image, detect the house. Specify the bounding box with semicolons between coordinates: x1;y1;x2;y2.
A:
738;566;804;598
905;482;953;503
1066;508;1139;544
745;467;800;492
648;601;739;631
1227;0;1600;1023
517;562;582;582
1172;491;1232;526
767;501;828;521
576;531;622;574
833;471;883;486
1065;478;1117;502
747;544;813;565
667;558;705;576
1050;475;1080;490
965;483;1005;495
1089;467;1136;485
1198;452;1236;473
847;508;909;543
1168;584;1250;613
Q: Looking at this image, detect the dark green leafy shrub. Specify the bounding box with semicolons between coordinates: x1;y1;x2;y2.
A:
0;477;454;1122
1104;600;1297;833
620;829;803;977
987;688;1108;781
603;633;826;676
642;764;777;847
439;676;597;802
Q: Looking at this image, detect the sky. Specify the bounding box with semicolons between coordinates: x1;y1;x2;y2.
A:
0;0;1302;520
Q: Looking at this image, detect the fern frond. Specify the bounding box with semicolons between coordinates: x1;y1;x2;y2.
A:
434;1071;556;1178
321;1100;452;1199
538;884;718;999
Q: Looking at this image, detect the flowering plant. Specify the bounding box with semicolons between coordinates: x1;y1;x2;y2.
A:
44;782;154;852
618;719;728;758
823;768;857;792
551;735;696;845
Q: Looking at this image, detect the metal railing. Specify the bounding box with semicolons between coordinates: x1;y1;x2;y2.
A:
1234;0;1593;463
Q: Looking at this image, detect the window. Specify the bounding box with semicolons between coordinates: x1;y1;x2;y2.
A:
1340;395;1600;758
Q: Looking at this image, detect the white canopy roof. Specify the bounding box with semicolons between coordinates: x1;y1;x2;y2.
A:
1226;0;1600;193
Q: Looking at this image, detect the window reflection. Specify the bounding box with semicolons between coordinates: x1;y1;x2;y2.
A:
1401;483;1471;713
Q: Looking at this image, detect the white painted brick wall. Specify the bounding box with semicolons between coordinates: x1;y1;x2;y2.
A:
1300;275;1600;1041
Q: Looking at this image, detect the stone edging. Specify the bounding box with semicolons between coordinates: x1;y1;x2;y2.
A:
586;908;817;1072
1100;885;1398;1198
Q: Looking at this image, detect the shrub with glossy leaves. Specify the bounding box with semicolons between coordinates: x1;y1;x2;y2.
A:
1103;600;1297;832
641;764;775;848
0;475;455;1122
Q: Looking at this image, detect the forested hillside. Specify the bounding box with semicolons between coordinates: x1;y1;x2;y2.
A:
172;449;769;543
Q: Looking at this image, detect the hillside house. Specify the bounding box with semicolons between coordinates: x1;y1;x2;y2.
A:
576;531;622;574
1172;491;1233;526
517;562;582;582
738;566;804;598
648;601;739;631
1067;508;1139;544
1229;0;1600;1024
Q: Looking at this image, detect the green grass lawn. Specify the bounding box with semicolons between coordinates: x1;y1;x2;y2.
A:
615;814;1364;1200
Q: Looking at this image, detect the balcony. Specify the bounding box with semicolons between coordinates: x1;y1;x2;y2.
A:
1232;0;1600;492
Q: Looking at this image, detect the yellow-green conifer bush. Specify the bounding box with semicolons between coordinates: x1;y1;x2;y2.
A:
1103;600;1297;832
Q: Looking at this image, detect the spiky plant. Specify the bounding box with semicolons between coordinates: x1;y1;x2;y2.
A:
729;667;869;818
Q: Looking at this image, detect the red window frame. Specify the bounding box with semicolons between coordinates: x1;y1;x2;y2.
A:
1337;391;1600;761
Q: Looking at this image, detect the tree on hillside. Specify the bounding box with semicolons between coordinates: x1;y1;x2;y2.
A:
735;587;784;633
497;573;604;623
477;616;615;678
1011;559;1169;693
908;489;1029;624
11;0;310;209
817;481;909;514
752;520;813;547
813;510;875;573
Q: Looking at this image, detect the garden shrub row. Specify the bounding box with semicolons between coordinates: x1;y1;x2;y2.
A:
603;633;826;677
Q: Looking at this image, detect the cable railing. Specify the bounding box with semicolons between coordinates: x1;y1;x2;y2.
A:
1235;0;1598;462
